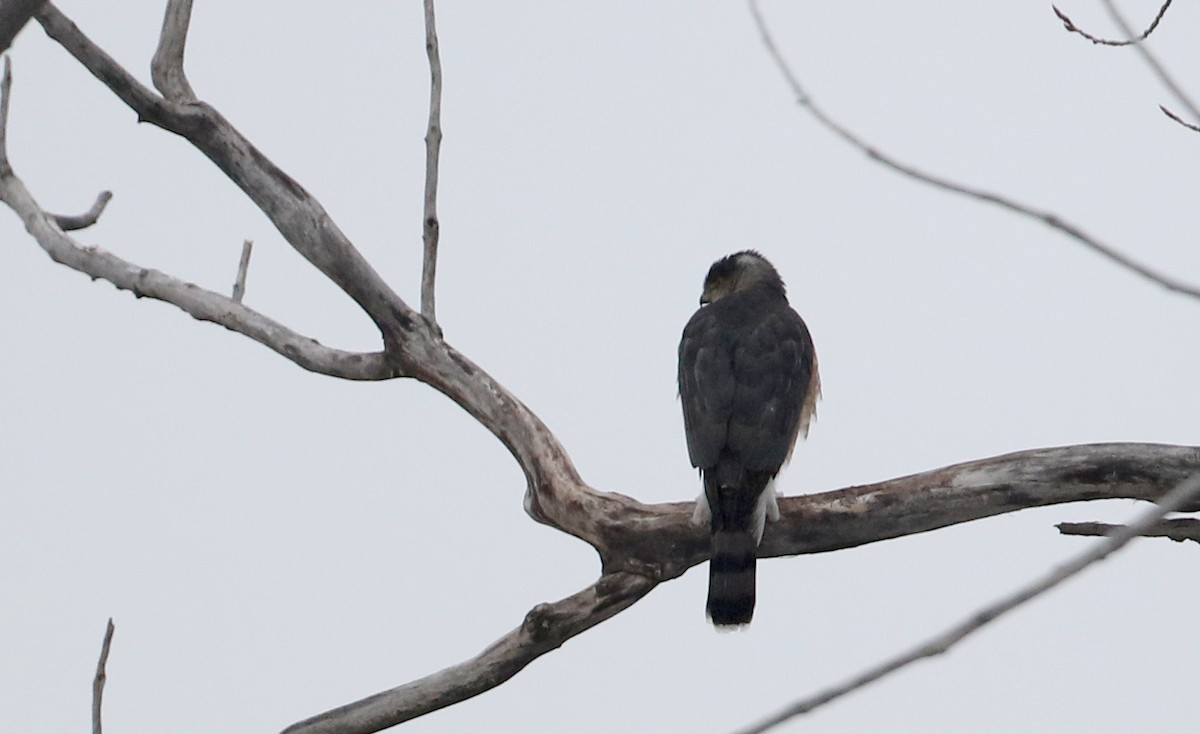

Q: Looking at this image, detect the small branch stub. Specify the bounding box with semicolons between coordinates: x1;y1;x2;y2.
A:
231;239;252;303
49;190;112;231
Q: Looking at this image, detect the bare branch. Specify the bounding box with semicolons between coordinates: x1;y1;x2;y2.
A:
420;0;443;331
282;442;1198;730
1102;0;1200;124
31;5;595;560
92;618;114;734
1058;517;1200;544
0;0;45;54
46;189;112;230
1159;104;1200;133
282;572;656;734
746;0;1200;302
231;238;252;303
737;471;1200;734
0;162;389;379
1052;0;1173;46
36;4;413;335
150;0;195;102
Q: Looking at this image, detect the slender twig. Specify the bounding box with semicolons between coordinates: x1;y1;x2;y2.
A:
231;238;252;303
1058;517;1200;545
1159;104;1200;133
150;0;195;102
1052;0;1173;46
92;618;114;734
736;471;1200;734
420;0;443;332
746;0;1200;301
47;189;112;230
1102;0;1200;124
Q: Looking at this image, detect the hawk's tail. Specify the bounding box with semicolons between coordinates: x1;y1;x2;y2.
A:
707;529;757;627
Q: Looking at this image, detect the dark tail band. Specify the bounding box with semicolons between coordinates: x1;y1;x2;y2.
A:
707;529;757;626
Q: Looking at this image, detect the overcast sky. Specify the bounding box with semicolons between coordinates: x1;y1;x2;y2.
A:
3;2;1199;733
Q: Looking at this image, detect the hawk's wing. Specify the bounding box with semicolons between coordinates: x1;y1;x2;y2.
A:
679;305;736;471
679;295;818;475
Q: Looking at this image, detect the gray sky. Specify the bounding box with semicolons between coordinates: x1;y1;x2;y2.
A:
3;1;1199;732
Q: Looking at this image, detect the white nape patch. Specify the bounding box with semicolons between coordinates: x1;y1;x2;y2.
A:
691;491;711;526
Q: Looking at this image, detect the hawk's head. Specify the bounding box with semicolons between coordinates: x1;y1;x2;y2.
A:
699;250;786;305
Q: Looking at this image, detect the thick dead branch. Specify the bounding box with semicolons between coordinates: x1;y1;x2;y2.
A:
420;0;442;330
282;572;656;734
92;618;114;734
746;0;1200;302
1058;517;1200;544
738;471;1200;734
312;442;1196;732
0;0;45;53
1053;0;1173;46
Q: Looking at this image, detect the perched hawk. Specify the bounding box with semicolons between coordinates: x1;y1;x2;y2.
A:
678;251;819;627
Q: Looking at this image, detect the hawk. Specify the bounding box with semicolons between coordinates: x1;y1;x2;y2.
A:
678;251;819;627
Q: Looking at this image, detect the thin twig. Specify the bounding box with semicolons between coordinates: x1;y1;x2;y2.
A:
92;618;115;734
231;238;252;303
47;189;112;230
736;471;1200;734
746;0;1200;302
1058;517;1200;545
1159;104;1200;133
150;0;195;102
1052;0;1173;46
1102;0;1200;124
420;0;443;332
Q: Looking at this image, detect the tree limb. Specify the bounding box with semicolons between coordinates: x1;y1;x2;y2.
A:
1058;517;1200;544
32;3;597;551
282;572;657;734
736;470;1200;734
746;0;1200;301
